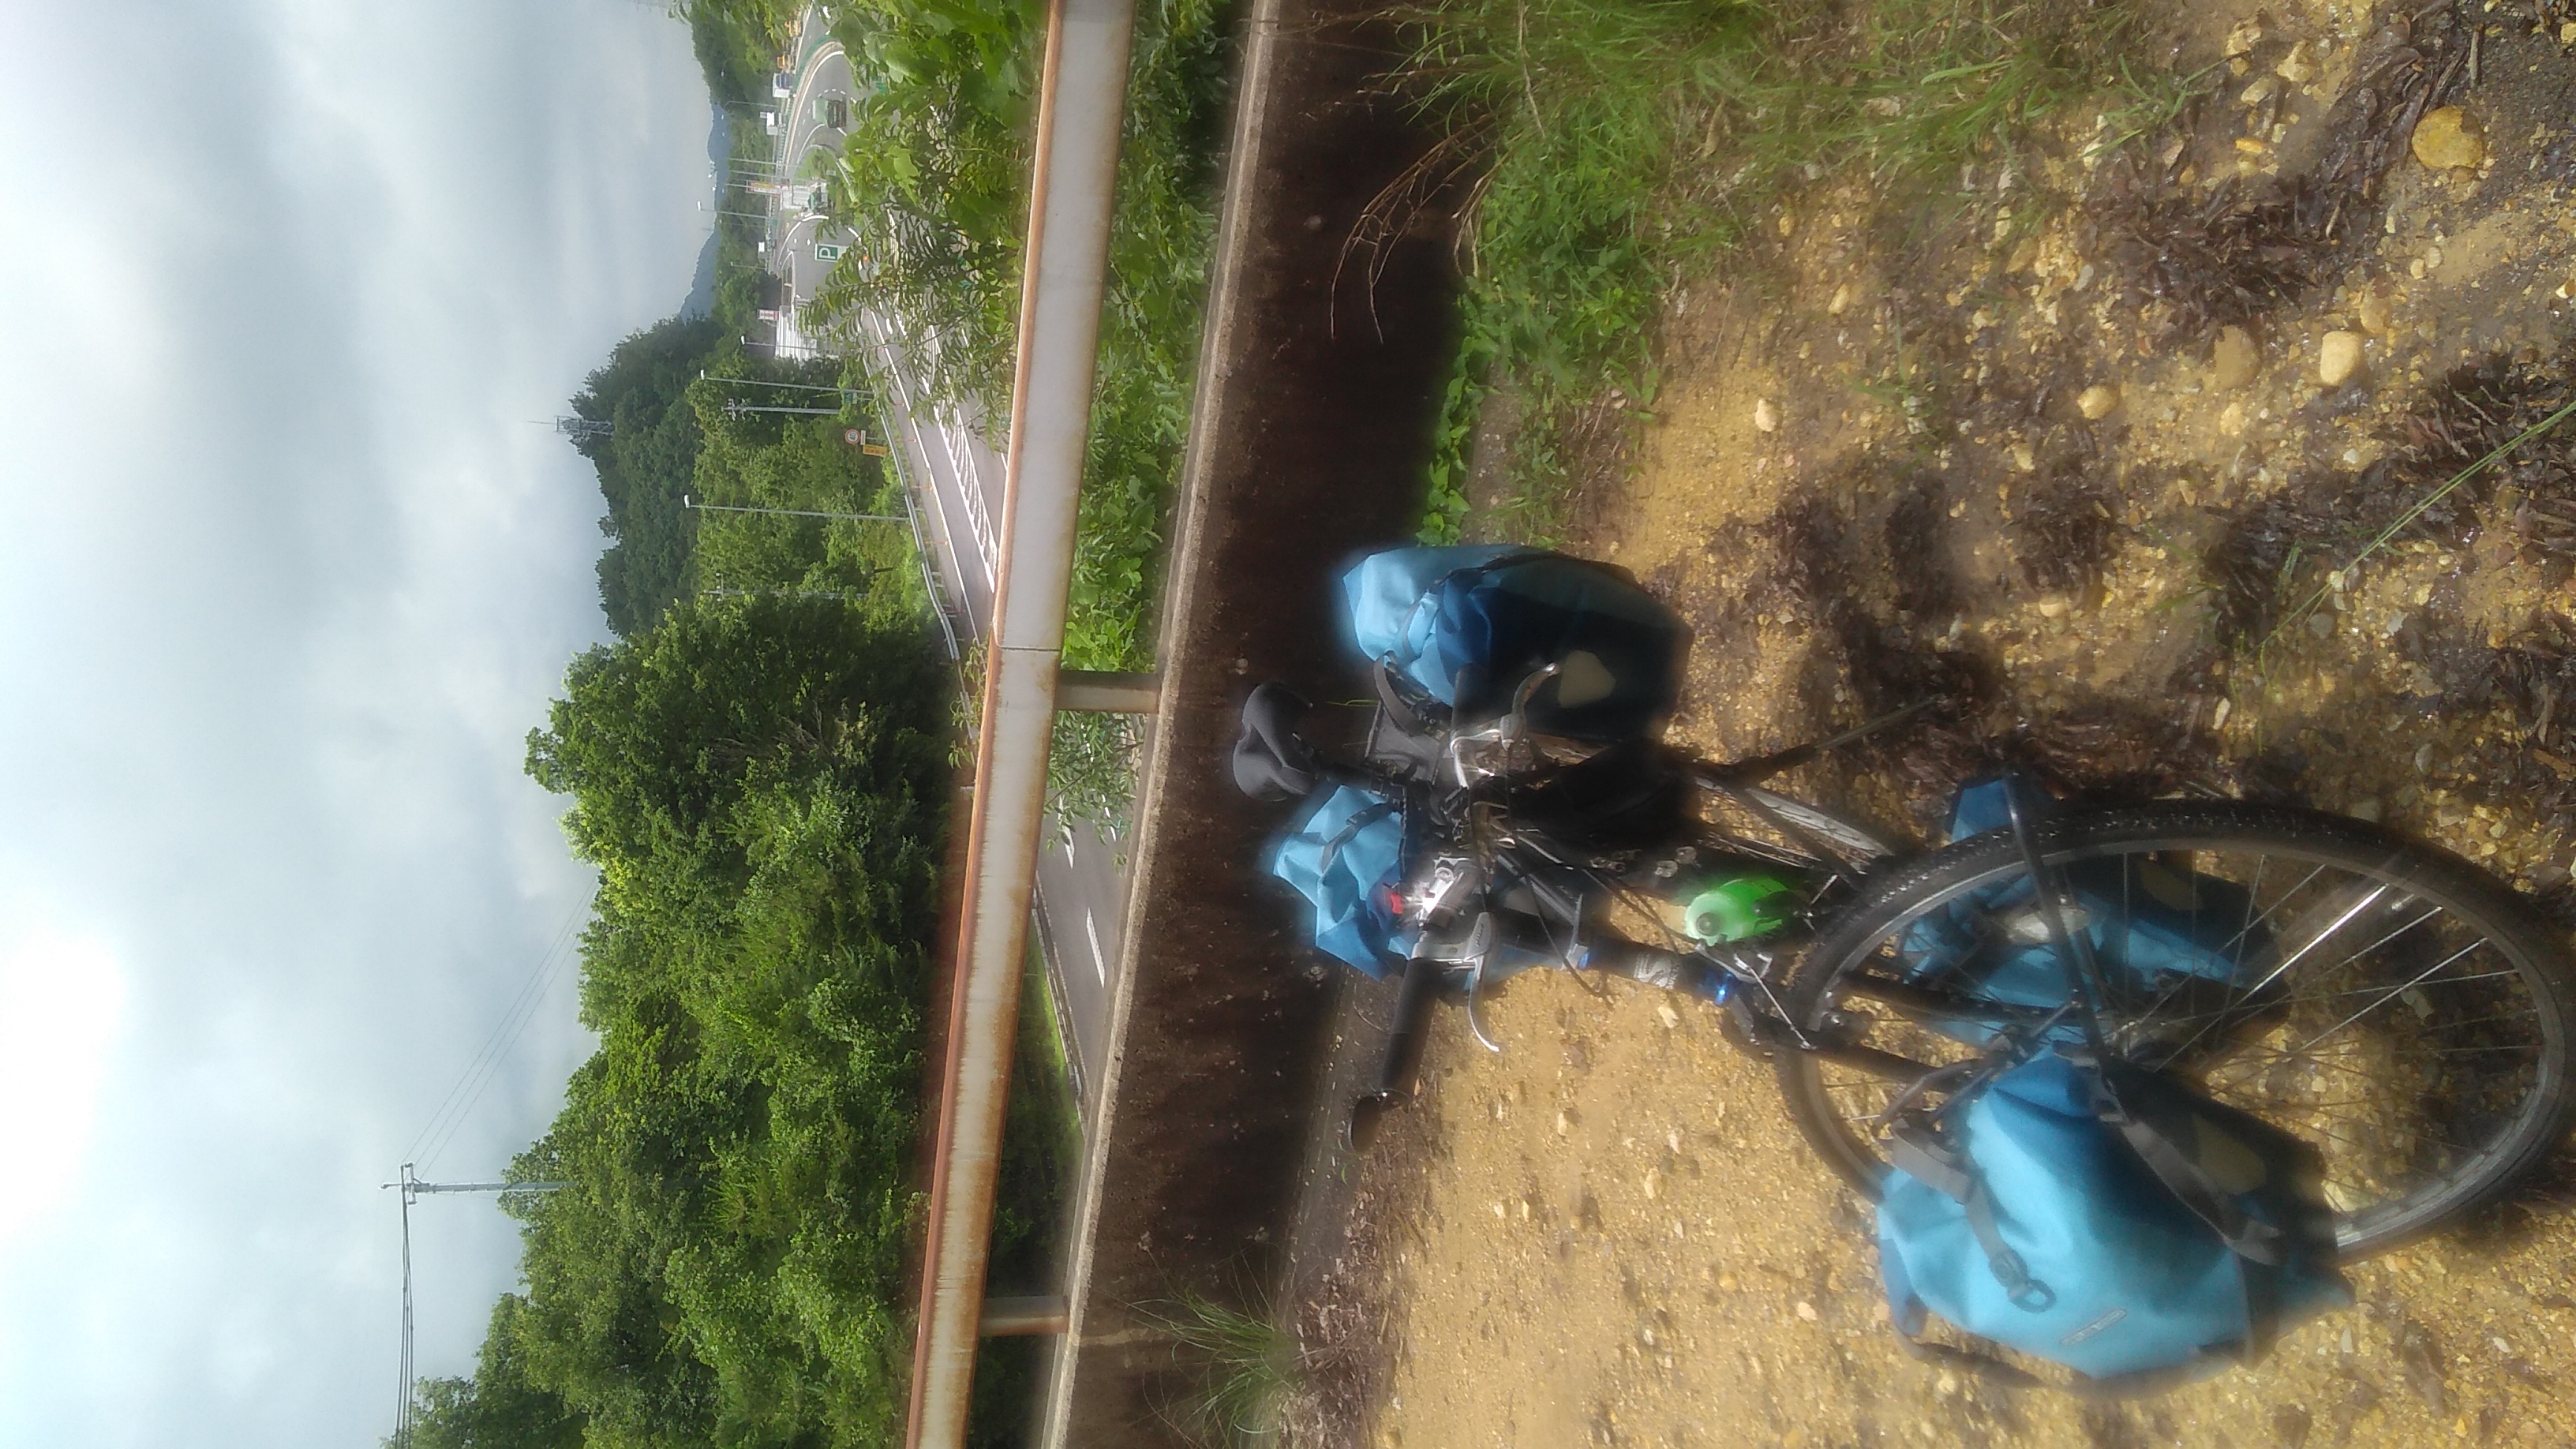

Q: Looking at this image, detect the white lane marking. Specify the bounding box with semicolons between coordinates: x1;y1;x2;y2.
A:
1084;910;1108;985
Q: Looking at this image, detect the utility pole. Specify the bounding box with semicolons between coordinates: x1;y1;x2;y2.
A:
554;415;612;442
724;399;844;419
681;494;904;523
388;1165;569;1449
702;582;877;600
700;372;864;405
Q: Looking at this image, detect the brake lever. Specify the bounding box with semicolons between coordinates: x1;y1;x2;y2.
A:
1464;957;1503;1054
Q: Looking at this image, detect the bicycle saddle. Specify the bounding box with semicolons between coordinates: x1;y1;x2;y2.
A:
1231;682;1322;801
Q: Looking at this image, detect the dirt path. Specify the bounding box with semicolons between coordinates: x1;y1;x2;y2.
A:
1291;0;2576;1443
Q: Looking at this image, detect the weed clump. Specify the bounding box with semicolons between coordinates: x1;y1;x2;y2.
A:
2203;346;2576;647
2087;3;2469;345
2010;465;2125;594
2090;167;2324;342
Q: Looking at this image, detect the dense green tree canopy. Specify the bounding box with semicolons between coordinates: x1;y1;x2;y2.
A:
469;594;950;1449
404;1297;586;1449
570;316;719;636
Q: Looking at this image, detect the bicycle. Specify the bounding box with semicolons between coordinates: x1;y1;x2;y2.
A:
1235;673;2576;1258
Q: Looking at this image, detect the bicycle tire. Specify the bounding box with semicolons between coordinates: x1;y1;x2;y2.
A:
1772;799;2576;1256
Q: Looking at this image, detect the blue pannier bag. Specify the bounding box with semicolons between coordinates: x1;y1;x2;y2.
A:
1877;1050;2350;1385
1339;545;1687;741
1899;777;2277;1041
1267;784;1408;977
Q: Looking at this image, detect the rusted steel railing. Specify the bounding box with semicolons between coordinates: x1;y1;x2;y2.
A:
901;1;1140;1445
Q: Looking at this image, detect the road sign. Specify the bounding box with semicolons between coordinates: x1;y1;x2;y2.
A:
814;242;846;262
844;428;864;444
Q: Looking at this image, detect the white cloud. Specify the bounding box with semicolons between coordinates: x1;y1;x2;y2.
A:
0;0;713;1444
0;923;127;1249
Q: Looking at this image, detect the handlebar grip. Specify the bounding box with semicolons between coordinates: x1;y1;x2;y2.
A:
1372;953;1444;1099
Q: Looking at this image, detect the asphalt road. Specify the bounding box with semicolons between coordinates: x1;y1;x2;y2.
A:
769;10;1128;1107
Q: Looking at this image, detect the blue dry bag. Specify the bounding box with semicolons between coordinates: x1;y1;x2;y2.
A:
1267;784;1408;977
1877;1050;2350;1384
1899;777;2276;1042
1339;545;1687;741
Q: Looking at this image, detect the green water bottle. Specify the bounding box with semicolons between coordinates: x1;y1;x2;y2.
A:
1679;870;1797;944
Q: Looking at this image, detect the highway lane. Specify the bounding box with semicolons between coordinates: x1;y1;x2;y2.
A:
767;11;1130;1107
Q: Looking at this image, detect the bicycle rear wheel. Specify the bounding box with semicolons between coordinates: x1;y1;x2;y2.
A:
1773;800;2576;1256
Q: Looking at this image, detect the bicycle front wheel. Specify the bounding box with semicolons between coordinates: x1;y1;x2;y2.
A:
1773;800;2576;1256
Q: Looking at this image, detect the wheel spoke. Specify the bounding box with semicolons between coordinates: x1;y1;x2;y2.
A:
2162;885;2391;1058
1783;806;2570;1256
2294;940;2496;1054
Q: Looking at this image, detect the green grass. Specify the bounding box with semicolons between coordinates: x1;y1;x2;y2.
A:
1136;1286;1301;1446
807;0;1236;820
1393;0;2134;543
964;940;1090;1448
811;0;1233;675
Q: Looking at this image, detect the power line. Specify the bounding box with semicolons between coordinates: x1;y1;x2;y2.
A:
400;907;584;1174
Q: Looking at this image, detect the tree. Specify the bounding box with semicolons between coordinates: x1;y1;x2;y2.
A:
570;316;721;635
497;594;950;1447
396;1296;585;1449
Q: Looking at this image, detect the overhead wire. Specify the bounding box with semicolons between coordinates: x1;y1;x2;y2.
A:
400;904;586;1174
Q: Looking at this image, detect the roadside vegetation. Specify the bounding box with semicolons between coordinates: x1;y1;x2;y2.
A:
803;0;1236;822
808;0;1234;676
1391;0;2136;542
391;6;1098;1447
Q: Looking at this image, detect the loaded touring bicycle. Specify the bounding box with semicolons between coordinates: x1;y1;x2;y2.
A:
1232;544;2576;1384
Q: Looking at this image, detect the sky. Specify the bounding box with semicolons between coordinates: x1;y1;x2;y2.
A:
0;2;714;1443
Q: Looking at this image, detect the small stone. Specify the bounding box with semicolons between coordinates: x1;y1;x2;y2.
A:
2320;330;2364;387
2240;76;2280;107
2411;107;2485;170
2219;400;2248;435
2212;325;2260;388
1642;1168;1661;1200
2349;796;2383;822
2275;40;2317;84
2563;19;2576;43
2357;285;2392;336
1754;397;1780;433
1717;1272;1739;1291
2077;384;2120;419
1555;1110;1571;1135
2225;17;2262;55
1655;1000;1682;1030
1827;283;1852;316
1795;1301;1819;1322
2037;596;2070;618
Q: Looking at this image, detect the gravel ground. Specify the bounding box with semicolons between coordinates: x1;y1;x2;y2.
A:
1282;0;2576;1443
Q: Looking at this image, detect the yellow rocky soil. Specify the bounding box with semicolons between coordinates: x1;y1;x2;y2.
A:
1309;0;2576;1445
